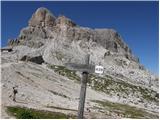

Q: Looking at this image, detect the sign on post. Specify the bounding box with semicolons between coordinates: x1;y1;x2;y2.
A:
65;54;94;119
65;63;95;73
95;65;104;74
65;56;104;118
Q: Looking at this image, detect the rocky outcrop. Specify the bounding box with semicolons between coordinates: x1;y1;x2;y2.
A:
8;8;56;48
55;15;76;27
29;7;56;27
7;7;135;62
20;55;44;64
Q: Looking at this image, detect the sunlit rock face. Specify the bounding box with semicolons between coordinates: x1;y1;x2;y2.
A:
29;7;56;27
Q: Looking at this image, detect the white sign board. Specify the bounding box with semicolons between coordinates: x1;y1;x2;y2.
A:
95;65;104;74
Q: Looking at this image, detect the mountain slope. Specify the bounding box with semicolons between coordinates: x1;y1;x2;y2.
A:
1;7;159;119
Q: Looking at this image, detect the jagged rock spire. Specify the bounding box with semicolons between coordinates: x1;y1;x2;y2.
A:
29;7;56;27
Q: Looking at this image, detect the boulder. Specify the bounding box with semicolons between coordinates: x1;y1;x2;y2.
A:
20;55;44;64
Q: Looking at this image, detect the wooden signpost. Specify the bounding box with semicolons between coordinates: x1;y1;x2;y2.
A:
65;54;104;118
65;54;95;119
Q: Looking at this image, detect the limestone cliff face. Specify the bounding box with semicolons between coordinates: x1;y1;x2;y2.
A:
29;7;56;27
7;7;138;64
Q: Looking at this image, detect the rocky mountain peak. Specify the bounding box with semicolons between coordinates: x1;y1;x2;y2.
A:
8;7;140;66
29;7;56;27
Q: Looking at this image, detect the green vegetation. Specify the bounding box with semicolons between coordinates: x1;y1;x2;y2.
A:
88;74;158;103
47;64;158;103
138;87;158;102
48;64;80;82
7;106;73;119
88;74;135;96
92;100;158;119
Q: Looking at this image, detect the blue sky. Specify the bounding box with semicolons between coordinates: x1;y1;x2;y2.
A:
1;1;159;74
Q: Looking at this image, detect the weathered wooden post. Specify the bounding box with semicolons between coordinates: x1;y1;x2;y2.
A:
77;54;90;118
65;54;94;119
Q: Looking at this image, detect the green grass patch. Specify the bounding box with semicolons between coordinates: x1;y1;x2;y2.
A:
88;74;132;95
92;100;158;119
6;106;74;119
48;64;81;82
88;74;158;103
